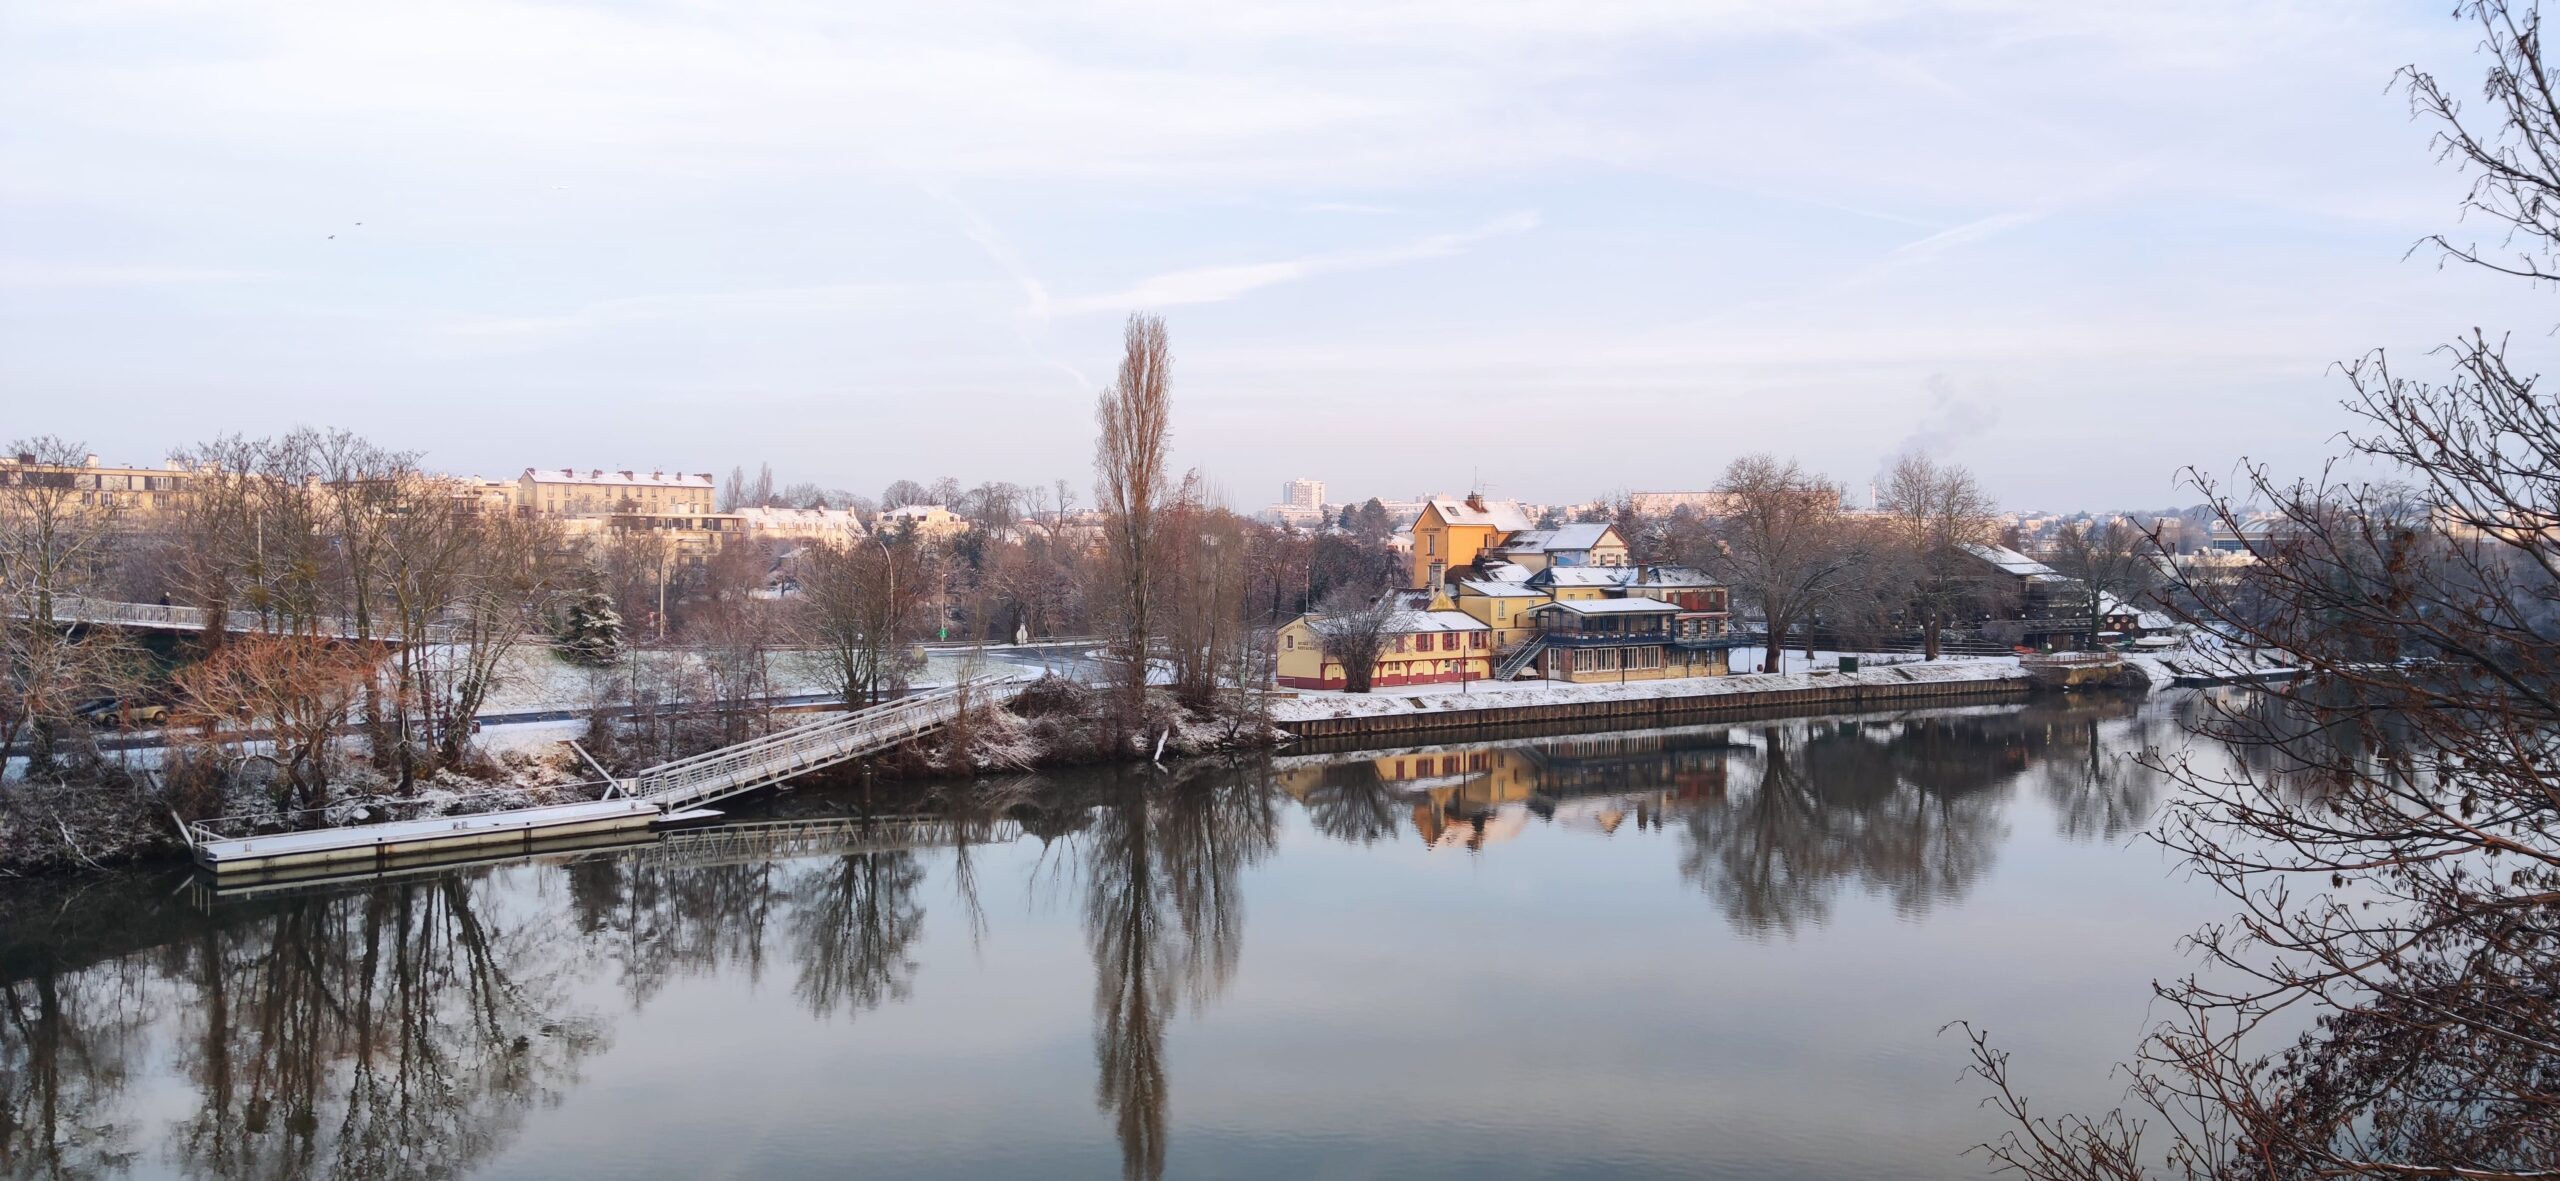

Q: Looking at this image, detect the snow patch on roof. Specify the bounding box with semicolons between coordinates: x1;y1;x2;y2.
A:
523;468;714;489
1532;597;1683;615
1962;543;2061;579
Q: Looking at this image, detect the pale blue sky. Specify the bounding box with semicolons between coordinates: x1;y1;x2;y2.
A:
1;1;2539;509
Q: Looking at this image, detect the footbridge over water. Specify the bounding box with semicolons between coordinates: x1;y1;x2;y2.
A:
25;594;463;644
188;675;1031;878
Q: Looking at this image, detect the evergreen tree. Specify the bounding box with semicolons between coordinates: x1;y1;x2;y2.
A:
558;568;625;667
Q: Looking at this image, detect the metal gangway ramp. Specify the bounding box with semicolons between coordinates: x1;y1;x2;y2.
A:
631;675;1028;811
192;674;1029;877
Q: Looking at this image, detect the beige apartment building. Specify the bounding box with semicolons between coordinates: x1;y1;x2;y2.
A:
734;505;868;543
0;452;198;517
875;503;968;540
517;468;716;518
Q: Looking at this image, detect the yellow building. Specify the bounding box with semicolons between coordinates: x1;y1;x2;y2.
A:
441;477;519;516
560;511;746;561
736;505;869;543
875;503;969;541
0;453;197;518
1275;607;1491;690
519;468;716;518
1409;493;1532;589
1449;579;1547;650
1517;598;1732;682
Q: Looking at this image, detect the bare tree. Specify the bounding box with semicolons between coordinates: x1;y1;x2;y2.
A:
2049;517;2154;648
408;507;570;769
1094;313;1174;730
176;636;372;817
1306;588;1401;693
1973;6;2560;1177
1158;476;1253;708
1879;454;1998;659
1697;454;1857;672
0;437;141;776
798;535;937;706
880;479;931;510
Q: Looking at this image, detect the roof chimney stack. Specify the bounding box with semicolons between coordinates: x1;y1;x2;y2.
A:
1465;491;1487;513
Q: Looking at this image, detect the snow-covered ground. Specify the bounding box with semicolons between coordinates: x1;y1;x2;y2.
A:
470;644;1040;715
1721;647;2016;675
1269;661;2029;722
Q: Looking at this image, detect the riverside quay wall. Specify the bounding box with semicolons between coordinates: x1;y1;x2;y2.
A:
1267;662;2033;741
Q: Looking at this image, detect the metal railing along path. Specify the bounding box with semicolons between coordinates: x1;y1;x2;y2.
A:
29;595;463;644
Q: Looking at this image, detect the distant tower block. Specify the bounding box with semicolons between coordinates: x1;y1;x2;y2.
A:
1283;478;1326;510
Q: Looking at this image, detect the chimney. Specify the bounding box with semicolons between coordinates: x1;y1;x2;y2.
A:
85;454;101;468
1465;491;1487;513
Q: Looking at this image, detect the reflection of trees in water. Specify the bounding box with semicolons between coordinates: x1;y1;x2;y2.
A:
0;959;150;1179
1077;765;1278;1181
1293;759;1404;845
2035;698;2180;843
1677;721;2004;935
789;852;925;1019
1674;697;2188;933
566;858;787;1006
166;877;607;1181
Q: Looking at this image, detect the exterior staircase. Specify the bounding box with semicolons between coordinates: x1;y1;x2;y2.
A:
1491;636;1549;682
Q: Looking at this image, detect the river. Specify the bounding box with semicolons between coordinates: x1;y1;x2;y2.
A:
0;691;2231;1180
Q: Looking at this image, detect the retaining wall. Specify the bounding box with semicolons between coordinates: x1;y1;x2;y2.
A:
1273;668;2031;740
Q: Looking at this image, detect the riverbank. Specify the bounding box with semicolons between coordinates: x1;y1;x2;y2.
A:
1268;661;2032;739
3;662;2057;878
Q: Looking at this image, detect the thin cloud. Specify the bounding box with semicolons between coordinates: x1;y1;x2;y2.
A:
1053;210;1538;315
0;261;271;287
440;282;963;338
1887;211;2041;263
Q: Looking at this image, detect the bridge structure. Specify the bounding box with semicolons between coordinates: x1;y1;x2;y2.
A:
29;595;463;644
187;674;1030;879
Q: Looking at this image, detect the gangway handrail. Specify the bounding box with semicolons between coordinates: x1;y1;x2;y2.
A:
629;676;1006;781
631;674;1026;810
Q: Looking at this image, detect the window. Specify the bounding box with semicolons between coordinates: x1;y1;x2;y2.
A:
1441;632;1458;651
1285;634;1295;650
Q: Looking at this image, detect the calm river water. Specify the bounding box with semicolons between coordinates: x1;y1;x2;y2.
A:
1;692;2231;1180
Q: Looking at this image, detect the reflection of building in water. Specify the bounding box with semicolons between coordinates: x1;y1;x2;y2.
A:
1277;729;1736;851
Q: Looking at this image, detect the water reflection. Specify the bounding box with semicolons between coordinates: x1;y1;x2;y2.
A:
0;693;2177;1181
162;880;604;1181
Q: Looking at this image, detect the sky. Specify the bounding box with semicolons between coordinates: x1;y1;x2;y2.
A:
2;0;2549;511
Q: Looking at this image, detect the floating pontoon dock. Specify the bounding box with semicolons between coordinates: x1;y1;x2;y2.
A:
187;676;1024;878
